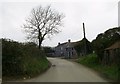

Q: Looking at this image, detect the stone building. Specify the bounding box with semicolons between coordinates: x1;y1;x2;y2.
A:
53;23;92;58
54;39;78;59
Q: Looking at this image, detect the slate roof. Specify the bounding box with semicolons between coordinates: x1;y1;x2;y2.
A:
57;42;67;47
56;38;90;48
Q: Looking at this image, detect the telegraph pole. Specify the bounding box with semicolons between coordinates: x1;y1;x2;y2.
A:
83;23;86;39
83;23;87;55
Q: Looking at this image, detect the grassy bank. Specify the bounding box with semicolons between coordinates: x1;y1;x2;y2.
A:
77;53;119;81
2;38;50;81
21;56;50;79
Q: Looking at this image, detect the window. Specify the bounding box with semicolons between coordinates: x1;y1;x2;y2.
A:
61;47;63;50
66;48;68;51
72;52;74;55
72;48;74;50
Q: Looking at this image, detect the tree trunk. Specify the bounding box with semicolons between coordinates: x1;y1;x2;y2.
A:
38;28;42;49
38;38;43;49
38;38;41;49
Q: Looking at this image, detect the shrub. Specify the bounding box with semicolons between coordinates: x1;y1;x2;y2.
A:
2;38;49;80
77;53;99;67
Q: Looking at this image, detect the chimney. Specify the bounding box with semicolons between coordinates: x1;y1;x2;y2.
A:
68;39;71;43
58;42;60;45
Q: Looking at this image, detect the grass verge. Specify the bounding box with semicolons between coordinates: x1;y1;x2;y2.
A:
77;53;119;81
3;57;51;81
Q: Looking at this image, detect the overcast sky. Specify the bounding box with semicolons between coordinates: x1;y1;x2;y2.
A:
0;0;119;47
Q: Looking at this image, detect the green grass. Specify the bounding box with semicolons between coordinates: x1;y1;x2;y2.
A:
3;56;50;81
22;57;50;78
77;53;119;81
78;54;99;67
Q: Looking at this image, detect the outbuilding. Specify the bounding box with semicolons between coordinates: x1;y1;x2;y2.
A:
103;41;120;65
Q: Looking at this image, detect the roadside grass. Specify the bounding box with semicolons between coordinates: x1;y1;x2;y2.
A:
3;57;50;81
77;53;119;81
22;56;50;78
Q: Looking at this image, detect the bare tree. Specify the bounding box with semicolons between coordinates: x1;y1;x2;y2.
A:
23;5;65;49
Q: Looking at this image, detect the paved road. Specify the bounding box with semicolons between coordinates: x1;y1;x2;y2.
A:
23;57;111;82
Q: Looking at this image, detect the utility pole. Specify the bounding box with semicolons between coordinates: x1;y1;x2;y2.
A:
83;23;87;55
83;23;86;39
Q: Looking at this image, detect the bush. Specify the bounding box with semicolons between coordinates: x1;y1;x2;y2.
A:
2;38;49;80
91;27;120;62
74;38;92;56
77;53;99;67
2;39;24;76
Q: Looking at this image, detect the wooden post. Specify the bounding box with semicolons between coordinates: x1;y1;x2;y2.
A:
83;23;87;55
83;23;86;39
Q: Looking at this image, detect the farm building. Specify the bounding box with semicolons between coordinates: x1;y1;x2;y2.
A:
103;40;120;65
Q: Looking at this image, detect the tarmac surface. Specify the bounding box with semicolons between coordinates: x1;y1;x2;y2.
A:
23;57;110;82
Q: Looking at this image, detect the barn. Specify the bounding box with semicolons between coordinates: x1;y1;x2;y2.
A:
103;40;120;65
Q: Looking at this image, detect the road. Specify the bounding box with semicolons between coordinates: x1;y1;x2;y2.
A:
22;57;111;82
